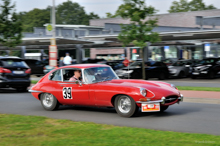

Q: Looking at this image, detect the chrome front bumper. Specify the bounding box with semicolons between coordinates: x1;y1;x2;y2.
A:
28;89;43;93
136;94;183;104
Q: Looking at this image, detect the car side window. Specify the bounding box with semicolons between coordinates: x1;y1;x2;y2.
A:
49;70;62;81
62;69;75;81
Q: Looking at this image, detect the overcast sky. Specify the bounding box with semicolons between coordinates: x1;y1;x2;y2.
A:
9;0;220;17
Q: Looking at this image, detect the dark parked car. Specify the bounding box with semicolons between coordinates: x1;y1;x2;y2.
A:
191;58;220;79
0;56;31;91
162;58;178;66
168;59;200;78
98;60;125;70
115;61;169;80
23;59;48;77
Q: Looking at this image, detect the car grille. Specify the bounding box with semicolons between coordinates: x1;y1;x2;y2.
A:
165;95;178;103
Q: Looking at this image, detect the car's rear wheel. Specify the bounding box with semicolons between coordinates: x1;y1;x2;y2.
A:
16;87;28;92
160;105;169;112
158;72;165;80
40;93;59;111
191;75;197;79
114;95;139;117
178;71;185;78
208;71;215;79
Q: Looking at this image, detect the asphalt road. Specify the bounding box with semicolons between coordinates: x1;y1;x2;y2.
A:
31;76;220;87
0;89;220;135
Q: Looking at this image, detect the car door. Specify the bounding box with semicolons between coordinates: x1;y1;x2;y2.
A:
58;68;91;105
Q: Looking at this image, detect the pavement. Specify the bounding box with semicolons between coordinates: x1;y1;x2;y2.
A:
180;90;220;105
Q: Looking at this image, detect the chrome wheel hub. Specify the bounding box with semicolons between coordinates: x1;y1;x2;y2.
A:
43;93;54;107
118;96;131;113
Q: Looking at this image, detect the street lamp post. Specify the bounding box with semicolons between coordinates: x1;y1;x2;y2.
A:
52;0;56;39
49;0;57;67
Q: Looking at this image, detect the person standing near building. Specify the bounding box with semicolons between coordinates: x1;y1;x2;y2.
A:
59;57;64;67
123;57;130;67
63;52;72;66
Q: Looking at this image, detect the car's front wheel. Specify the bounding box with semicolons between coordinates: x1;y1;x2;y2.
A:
114;95;139;117
40;93;59;111
16;87;28;92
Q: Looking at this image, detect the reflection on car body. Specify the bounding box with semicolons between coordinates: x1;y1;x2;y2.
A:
115;61;170;80
29;64;183;117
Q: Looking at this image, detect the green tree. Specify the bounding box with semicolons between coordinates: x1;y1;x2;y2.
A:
116;0;160;79
169;0;216;13
56;0;99;25
17;8;50;32
0;0;22;48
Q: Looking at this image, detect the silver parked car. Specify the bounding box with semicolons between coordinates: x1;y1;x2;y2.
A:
168;60;197;78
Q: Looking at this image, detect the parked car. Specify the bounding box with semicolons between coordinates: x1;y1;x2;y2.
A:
43;65;57;74
29;64;183;117
98;60;125;70
168;59;199;78
0;56;31;91
23;59;47;77
191;57;220;79
115;61;170;80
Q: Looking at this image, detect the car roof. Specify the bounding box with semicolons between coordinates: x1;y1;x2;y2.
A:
0;56;21;59
59;64;110;69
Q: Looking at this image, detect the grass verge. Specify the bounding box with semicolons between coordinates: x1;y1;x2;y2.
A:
177;86;220;92
0;114;219;146
31;80;38;84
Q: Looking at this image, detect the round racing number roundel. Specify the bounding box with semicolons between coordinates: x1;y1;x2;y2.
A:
63;87;72;99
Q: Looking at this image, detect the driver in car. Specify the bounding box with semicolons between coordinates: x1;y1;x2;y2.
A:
69;70;82;82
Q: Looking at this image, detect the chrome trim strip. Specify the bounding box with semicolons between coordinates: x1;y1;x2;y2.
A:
136;99;164;104
28;90;43;93
58;82;77;84
136;97;165;104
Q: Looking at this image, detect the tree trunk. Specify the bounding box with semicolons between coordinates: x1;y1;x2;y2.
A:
141;47;145;80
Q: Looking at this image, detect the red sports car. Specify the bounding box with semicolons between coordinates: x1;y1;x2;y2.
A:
29;64;183;117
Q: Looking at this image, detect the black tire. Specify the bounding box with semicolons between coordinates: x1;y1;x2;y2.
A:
40;93;59;111
191;75;197;79
158;72;165;80
132;71;141;79
16;87;28;92
178;71;185;78
208;71;215;79
114;95;139;117
160;105;169;112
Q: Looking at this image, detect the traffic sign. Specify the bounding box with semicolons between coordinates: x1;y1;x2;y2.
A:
46;24;53;35
205;44;210;51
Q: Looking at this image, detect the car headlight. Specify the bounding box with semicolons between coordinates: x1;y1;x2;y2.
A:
140;88;147;97
171;84;177;89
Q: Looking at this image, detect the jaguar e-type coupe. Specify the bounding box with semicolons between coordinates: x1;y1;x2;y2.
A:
29;64;183;117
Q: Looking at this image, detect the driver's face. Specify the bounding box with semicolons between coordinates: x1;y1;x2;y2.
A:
75;70;81;77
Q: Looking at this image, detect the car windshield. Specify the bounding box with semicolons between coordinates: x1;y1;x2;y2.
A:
84;67;118;83
129;61;157;67
129;61;142;67
198;59;216;65
1;59;29;68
